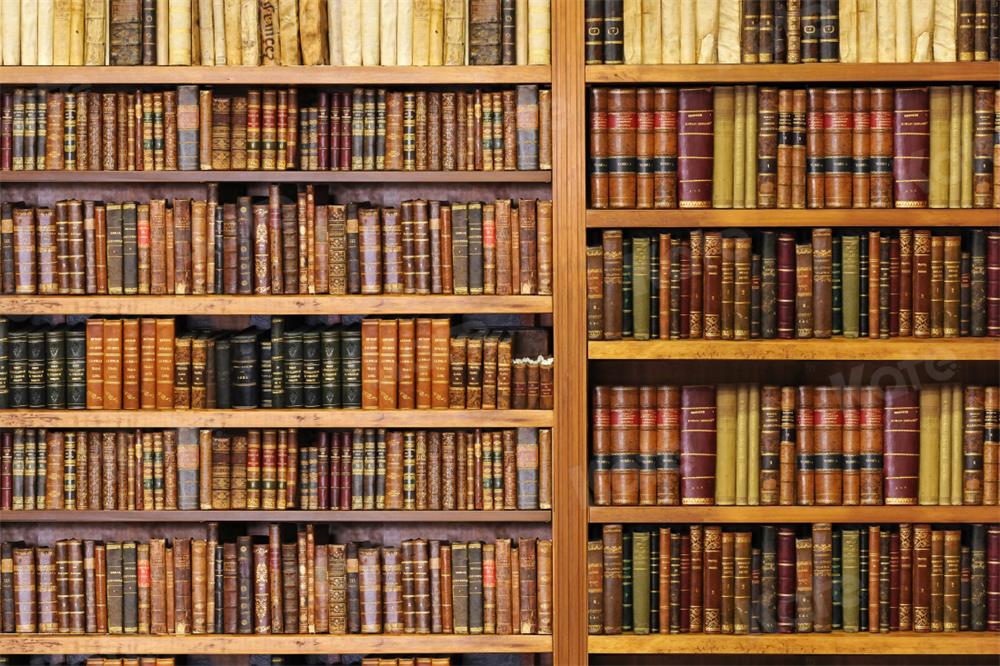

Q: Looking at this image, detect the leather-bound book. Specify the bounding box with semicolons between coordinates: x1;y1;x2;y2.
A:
795;386;814;505
679;385;717;504
601;524;622;633
852;88;871;207
812;228;833;338
963;386;985;504
601;230;624;339
700;525;720;634
757;87;779;207
758;385;781;505
775;527;795;632
469;0;501;64
969;524;986;631
805;87;825;207
851;385;884;505
795;242;814;338
678;88;713;208
893;88;931;207
794;535;813;632
813;386;841;504
12;546;36;632
250;542;269;633
587;539;604;634
655;385;681;504
821;89;852;207
865;87;893;207
451;541;469;633
813;523;832;632
775;233;795;338
944;530;961;631
913;524;932;632
653;88;678;208
758;525;777;633
840;386;861;504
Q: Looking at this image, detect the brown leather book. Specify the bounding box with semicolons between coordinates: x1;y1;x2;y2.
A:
813;523;832;632
702;526;722;633
823;88;853;208
930;236;944;338
678;88;713;208
812;228;832;338
154;318;174;409
681;385;716;505
869;88;894;207
757;87;779;208
794;536;813;632
121;319;140;410
893;88;931;208
795;386;815;505
601;230;624;339
840;386;861;505
779;390;796;504
795;243;814;337
102;319;123;409
690;525;703;632
805;87;825;208
251;542;270;633
852;88;871;208
703;232;722;340
912;524;931;631
791;90;807;208
655;385;681;505
608;386;639;505
635;88;655;209
912;229;932;337
653;88;678;209
638;386;658;505
943;236;962;337
813;386;842;505
963;386;985;504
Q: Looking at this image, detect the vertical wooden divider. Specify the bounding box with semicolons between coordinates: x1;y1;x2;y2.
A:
552;0;588;663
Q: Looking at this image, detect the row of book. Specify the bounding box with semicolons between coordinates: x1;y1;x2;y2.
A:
590;523;1000;635
54;659;445;666
590;85;1000;210
591;383;1000;507
1;193;554;297
0;317;554;410
587;228;1000;341
0;525;555;635
1;85;552;172
0;0;552;66
0;427;553;512
586;0;1000;64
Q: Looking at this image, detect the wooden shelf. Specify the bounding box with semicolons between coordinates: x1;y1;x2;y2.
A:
0;409;553;428
588;505;1000;524
0;294;552;315
0;509;551;523
0;169;552;184
0;634;552;654
586;208;1000;228
586;62;1000;84
587;633;1000;655
0;65;552;85
588;338;1000;361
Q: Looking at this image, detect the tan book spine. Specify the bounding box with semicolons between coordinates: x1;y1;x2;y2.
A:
877;0;896;62
239;0;259;64
83;0;106;63
933;0;957;61
442;0;462;65
2;0;21;64
695;0;718;63
642;0;662;63
222;0;240;64
68;0;84;63
516;0;528;64
660;0;681;63
340;0;360;64
36;0;53;64
840;0;858;63
895;0;911;62
857;0;878;62
360;0;378;64
910;0;932;62
960;85;974;208
412;0;430;65
716;0;741;64
198;0;215;64
428;0;443;65
211;0;226;63
168;0;192;64
19;0;38;65
395;0;412;64
378;0;396;64
623;0;641;64
948;86;962;206
928;87;951;208
277;0;300;64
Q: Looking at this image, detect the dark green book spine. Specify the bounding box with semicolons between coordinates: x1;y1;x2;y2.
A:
283;330;303;408
751;253;762;339
622;237;633;338
346;203;362;294
258;340;272;408
842;529;859;632
878;237;890;338
650;529;660;633
467;203;484;295
269;317;285;409
971;523;986;630
106;205;124;294
122;541;138;632
858;233;869;336
859;528;868;632
831;527;842;630
237;197;253;295
44;327;65;409
27;329;46;408
321;328;342;408
341;329;362;408
106;542;124;633
971;229;986;336
9;330;28;408
214;338;231;408
451;542;469;633
214;205;224;293
0;317;8;408
632;531;650;635
751;547;762;632
831;233;842;336
229;333;258;409
961;251;971;336
468;541;484;633
632;236;651;341
760;525;777;632
451;205;469;294
374;429;386;508
301;329;321;408
761;232;777;339
214;543;224;630
622;529;633;632
842;235;860;338
649;240;660;339
122;204;138;294
65;328;86;409
351;427;365;508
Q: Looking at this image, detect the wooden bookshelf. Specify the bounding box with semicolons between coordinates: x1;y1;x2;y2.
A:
588;506;1000;524
588;633;1000;655
0;170;553;183
0;634;553;654
586;62;1000;83
0;65;552;85
0;509;552;523
588;338;1000;361
0;294;553;315
0;409;554;428
586;208;1000;228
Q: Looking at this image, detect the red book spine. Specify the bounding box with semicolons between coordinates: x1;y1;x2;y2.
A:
883;387;920;504
892;88;930;208
776;233;796;339
677;88;714;209
776;527;796;633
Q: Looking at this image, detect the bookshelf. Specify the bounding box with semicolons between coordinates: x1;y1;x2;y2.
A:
586;208;1000;228
587;633;1000;655
585;62;1000;83
0;170;554;183
588;339;1000;361
588;506;1000;525
0;510;552;523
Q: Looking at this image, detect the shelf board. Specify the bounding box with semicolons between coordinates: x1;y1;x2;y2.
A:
0;409;553;428
588;338;1000;361
0;294;552;315
0;509;551;523
0;634;552;654
588;505;1000;524
587;633;1000;655
0;65;552;85
586;62;1000;84
0;169;552;184
586;208;1000;228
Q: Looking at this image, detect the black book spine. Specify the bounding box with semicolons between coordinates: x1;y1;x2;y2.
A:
214;338;232;409
122;542;138;632
773;0;788;62
622;237;633;339
236;536;253;634
831;527;842;630
237;197;254;295
346;203;361;294
602;0;624;64
65;328;86;409
650;530;660;632
44;327;66;409
800;0;821;62
214;206;225;294
9;330;28;408
230;332;258;409
858;232;869;336
302;329;321;408
259;340;273;408
122;205;138;294
0;317;9;408
859;528;869;632
649;240;660;339
213;543;224;631
468;542;484;633
27;329;46;408
283;330;303;408
622;530;633;632
585;0;605;64
340;329;362;409
831;233;843;336
321;328;342;408
751;253;763;339
270;317;285;409
468;204;484;295
818;0;840;62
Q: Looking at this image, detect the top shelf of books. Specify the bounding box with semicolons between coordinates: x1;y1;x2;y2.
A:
586;63;1000;84
0;65;553;86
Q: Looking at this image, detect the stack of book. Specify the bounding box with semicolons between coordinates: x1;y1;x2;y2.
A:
589;523;999;634
0;0;552;66
587;228;999;340
0;316;554;410
591;383;999;507
1;85;552;173
585;0;1000;64
1;524;555;635
588;85;999;209
2;193;554;297
1;426;553;512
